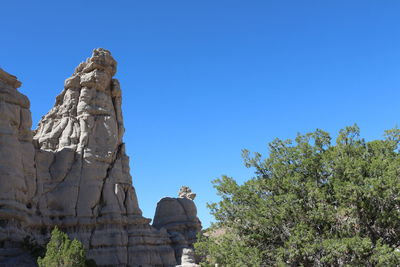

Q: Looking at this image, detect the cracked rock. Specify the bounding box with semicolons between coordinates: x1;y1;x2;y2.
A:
32;49;177;266
0;49;199;266
153;192;202;266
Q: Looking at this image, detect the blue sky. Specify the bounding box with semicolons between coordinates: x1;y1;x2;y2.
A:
2;1;400;228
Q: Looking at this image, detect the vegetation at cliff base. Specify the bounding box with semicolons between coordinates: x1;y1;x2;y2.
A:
37;227;94;267
196;125;400;266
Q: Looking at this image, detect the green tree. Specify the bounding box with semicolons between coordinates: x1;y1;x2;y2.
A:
195;125;400;266
37;227;87;267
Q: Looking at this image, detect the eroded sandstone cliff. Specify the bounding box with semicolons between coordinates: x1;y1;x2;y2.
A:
0;49;201;267
0;68;37;266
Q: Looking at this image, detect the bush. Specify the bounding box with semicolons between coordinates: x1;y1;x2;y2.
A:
37;227;88;267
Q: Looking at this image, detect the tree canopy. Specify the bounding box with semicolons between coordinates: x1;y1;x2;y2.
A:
195;125;400;266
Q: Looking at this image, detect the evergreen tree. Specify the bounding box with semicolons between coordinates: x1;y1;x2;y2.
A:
38;227;87;267
196;125;400;266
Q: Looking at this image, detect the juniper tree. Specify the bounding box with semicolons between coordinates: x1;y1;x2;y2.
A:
38;227;87;267
196;125;400;266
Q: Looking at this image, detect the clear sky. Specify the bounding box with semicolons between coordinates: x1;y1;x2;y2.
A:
1;1;400;228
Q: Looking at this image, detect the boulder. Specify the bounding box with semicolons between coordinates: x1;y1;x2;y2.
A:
153;187;202;266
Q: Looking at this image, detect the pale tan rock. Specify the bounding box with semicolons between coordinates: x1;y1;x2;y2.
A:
177;248;199;267
153;191;202;265
0;49;202;266
0;69;36;248
32;49;177;266
178;186;196;200
0;68;22;89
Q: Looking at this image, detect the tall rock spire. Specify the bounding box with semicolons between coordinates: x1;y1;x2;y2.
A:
34;48;141;219
33;49;176;266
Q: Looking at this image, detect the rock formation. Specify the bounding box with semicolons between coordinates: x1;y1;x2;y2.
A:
153;187;201;266
0;49;201;266
0;68;37;266
178;186;196;200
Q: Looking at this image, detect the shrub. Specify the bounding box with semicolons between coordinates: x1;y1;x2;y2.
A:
37;227;88;267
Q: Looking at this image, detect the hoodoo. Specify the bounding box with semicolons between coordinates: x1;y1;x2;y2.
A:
0;49;201;267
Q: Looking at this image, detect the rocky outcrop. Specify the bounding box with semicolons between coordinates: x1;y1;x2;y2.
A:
0;69;37;266
0;49;202;266
0;69;35;239
32;48;177;266
153;187;202;266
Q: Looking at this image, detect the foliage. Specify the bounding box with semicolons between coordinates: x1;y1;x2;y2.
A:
37;227;90;267
196;230;263;267
195;125;400;266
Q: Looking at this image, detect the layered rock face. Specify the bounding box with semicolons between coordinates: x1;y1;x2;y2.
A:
32;49;176;266
0;69;37;266
0;49;202;266
0;69;35;236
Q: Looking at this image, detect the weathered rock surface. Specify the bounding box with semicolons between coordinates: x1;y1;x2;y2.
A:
32;48;177;266
153;187;201;266
0;248;37;267
178;186;196;200
177;248;198;267
0;69;36;260
0;49;202;266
